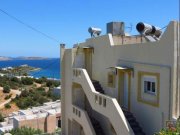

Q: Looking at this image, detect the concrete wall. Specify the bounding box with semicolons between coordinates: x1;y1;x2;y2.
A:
13;114;56;133
61;48;78;135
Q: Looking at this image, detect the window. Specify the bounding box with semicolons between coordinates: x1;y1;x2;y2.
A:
137;71;160;107
143;76;156;95
108;72;115;87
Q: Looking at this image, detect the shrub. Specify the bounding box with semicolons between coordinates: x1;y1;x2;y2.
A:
154;117;180;135
4;94;12;100
23;72;28;76
36;87;45;91
3;85;10;93
46;80;60;87
21;90;29;97
46;80;53;87
38;96;49;105
0;113;4;122
5;103;11;109
5;126;42;135
21;77;33;85
53;80;60;87
10;84;19;90
34;77;47;84
10;77;19;83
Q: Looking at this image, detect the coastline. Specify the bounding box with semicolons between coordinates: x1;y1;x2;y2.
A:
0;59;60;79
29;67;41;72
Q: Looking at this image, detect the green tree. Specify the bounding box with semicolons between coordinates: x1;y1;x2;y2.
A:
3;85;10;93
0;113;4;122
10;77;19;83
21;77;33;85
34;77;47;84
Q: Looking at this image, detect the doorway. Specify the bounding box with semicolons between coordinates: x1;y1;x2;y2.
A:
84;48;92;78
118;70;131;110
123;73;129;109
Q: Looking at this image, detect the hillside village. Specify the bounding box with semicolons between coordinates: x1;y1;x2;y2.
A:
0;65;61;134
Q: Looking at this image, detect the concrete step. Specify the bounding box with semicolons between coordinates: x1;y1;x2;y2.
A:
122;109;146;135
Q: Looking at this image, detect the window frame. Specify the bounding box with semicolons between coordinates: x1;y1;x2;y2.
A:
137;71;160;107
143;75;157;95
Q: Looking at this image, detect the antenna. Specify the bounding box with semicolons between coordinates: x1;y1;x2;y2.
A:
125;23;133;33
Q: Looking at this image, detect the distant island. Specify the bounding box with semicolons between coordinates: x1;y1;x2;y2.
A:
0;57;12;61
0;56;51;61
0;64;41;76
15;56;49;60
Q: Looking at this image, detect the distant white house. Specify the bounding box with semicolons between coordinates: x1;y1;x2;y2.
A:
16;76;33;79
7;67;13;70
0;100;61;134
0;124;13;134
1;67;13;71
20;64;28;67
52;86;61;96
0;73;5;77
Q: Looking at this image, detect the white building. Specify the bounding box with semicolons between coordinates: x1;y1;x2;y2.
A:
0;100;61;134
61;21;179;135
53;86;61;96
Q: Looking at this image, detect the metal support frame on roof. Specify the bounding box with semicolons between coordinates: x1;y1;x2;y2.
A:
107;66;134;76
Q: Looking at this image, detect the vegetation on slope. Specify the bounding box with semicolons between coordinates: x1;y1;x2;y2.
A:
0;75;60;111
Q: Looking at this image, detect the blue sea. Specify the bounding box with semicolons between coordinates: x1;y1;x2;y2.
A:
0;59;60;79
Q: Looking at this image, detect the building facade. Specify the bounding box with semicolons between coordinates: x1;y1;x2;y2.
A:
0;101;61;134
61;21;180;135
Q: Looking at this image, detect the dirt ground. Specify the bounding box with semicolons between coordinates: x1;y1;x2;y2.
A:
0;87;16;103
0;82;47;116
0;102;19;116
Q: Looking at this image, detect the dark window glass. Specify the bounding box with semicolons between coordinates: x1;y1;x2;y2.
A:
147;81;151;91
144;80;156;93
144;81;148;91
152;82;155;92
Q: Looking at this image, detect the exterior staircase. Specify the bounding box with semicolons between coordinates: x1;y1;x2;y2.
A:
92;80;105;94
122;109;146;135
92;79;145;135
90;116;105;135
73;68;134;134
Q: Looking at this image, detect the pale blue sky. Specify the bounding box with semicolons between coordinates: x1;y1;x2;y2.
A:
0;0;179;58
